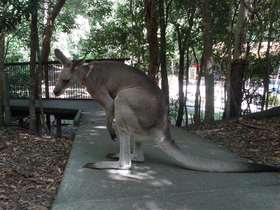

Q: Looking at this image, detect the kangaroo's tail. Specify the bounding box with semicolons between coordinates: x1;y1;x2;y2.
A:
155;137;280;173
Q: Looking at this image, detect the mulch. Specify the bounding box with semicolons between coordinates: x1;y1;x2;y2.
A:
184;116;280;168
0;126;75;210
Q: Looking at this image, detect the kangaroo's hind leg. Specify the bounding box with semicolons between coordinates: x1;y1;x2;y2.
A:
106;135;145;162
83;130;131;169
131;137;144;162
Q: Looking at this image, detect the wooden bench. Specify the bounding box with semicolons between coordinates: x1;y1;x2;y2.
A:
10;106;83;137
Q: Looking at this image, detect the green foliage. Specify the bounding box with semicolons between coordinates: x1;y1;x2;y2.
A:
76;0;149;70
54;1;80;34
268;93;280;106
0;0;33;31
246;53;279;82
5;40;25;62
5;26;30;62
169;97;179;121
2;0;280;121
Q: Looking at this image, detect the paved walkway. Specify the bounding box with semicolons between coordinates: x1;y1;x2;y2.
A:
52;101;280;210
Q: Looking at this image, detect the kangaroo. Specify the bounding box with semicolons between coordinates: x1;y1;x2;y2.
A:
53;49;280;172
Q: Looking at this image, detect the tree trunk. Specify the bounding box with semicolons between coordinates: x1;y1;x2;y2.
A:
41;0;65;129
0;2;6;127
230;0;250;117
41;0;66;98
230;59;245;116
159;0;169;110
29;0;38;132
225;0;233;119
145;0;159;82
175;24;184;127
37;48;50;135
259;0;277;111
244;106;280;119
175;49;185;126
194;52;202;123
184;48;190;125
202;0;214;122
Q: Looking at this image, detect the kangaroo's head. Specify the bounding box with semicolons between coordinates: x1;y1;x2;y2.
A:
53;49;85;96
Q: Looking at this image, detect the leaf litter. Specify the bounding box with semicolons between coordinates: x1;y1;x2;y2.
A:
184;116;280;169
0;126;75;210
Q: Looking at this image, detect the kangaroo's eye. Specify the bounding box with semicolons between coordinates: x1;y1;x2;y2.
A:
63;79;70;83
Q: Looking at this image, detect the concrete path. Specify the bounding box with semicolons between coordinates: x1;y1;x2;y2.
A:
52;101;280;210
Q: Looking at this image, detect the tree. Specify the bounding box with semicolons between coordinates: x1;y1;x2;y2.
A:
159;0;172;110
230;0;250;117
29;0;38;132
79;1;148;69
40;0;65;129
225;0;233;119
41;0;66;99
172;0;197;126
254;0;278;111
145;0;159;81
0;1;7;127
202;0;214;122
193;50;202;123
0;0;32;127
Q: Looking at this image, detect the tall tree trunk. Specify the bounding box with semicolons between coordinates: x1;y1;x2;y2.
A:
175;25;184;127
41;0;66;98
33;7;50;135
184;48;190;125
230;0;250;117
194;51;202;123
41;0;65;129
29;0;38;132
225;0;233;119
37;48;50;135
145;0;159;81
0;2;7;127
259;0;277;111
159;0;170;110
202;0;214;122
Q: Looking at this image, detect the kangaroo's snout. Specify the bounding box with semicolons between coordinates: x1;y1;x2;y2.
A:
53;86;64;97
53;89;59;96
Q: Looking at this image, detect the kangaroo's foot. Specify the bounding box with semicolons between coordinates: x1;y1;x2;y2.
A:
83;161;131;170
106;153;119;159
106;152;144;162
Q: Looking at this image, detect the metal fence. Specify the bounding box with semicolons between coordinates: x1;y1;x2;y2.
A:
4;58;129;99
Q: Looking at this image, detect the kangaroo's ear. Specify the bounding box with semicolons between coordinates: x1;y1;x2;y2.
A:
54;49;71;67
71;57;85;71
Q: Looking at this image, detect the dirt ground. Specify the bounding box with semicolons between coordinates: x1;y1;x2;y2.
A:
184;116;280;168
1;116;280;209
0;124;75;210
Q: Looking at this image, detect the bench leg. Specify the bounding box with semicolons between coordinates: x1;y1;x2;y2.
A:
19;119;24;128
47;113;51;131
56;115;61;137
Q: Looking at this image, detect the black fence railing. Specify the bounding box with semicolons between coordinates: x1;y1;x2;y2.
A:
4;58;129;99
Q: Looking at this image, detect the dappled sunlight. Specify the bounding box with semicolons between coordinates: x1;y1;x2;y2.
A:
105;167;173;187
144;201;163;210
89;132;101;136
93;125;107;129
